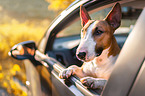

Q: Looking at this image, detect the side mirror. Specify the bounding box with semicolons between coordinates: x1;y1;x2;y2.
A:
8;41;36;60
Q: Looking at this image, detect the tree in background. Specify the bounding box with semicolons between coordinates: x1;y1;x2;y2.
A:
46;0;74;11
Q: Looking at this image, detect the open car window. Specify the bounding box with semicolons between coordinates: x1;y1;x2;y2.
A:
56;6;139;38
53;5;140;51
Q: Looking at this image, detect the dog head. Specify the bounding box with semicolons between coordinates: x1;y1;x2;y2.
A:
76;3;122;62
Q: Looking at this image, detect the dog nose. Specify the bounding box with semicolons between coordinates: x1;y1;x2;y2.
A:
77;52;86;60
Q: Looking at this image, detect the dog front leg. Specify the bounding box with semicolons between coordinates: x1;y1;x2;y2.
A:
59;65;86;79
80;77;107;90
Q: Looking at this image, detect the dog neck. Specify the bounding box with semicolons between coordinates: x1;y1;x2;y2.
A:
93;36;120;67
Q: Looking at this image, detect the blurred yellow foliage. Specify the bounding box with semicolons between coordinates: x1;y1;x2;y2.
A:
0;73;4;79
0;18;49;59
0;0;51;95
2;81;8;88
46;0;74;11
0;64;27;95
13;64;21;72
9;79;27;96
0;65;2;71
21;91;27;96
0;16;49;95
10;69;16;75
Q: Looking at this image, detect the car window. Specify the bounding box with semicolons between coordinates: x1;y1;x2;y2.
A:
56;8;111;38
56;20;81;37
56;7;138;38
53;6;139;51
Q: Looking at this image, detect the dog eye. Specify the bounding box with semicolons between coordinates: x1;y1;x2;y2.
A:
81;29;84;32
94;30;103;35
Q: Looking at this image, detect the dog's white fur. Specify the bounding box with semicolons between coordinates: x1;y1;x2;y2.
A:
82;47;118;78
77;21;96;62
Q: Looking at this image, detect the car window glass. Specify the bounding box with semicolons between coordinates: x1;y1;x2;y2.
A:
53;6;140;50
56;7;138;38
56;8;110;38
56;20;81;37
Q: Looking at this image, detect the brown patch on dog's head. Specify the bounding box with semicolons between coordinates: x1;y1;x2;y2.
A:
77;3;121;61
91;3;121;57
93;3;121;56
92;20;113;56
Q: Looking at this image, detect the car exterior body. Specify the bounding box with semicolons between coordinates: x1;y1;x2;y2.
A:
9;0;145;96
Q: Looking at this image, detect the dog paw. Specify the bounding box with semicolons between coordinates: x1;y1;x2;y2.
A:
80;77;107;89
59;68;73;79
59;65;79;79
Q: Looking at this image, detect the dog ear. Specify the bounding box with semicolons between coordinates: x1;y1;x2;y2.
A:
80;5;91;27
105;3;122;30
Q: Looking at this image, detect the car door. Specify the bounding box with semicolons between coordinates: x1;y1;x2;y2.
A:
37;0;145;96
